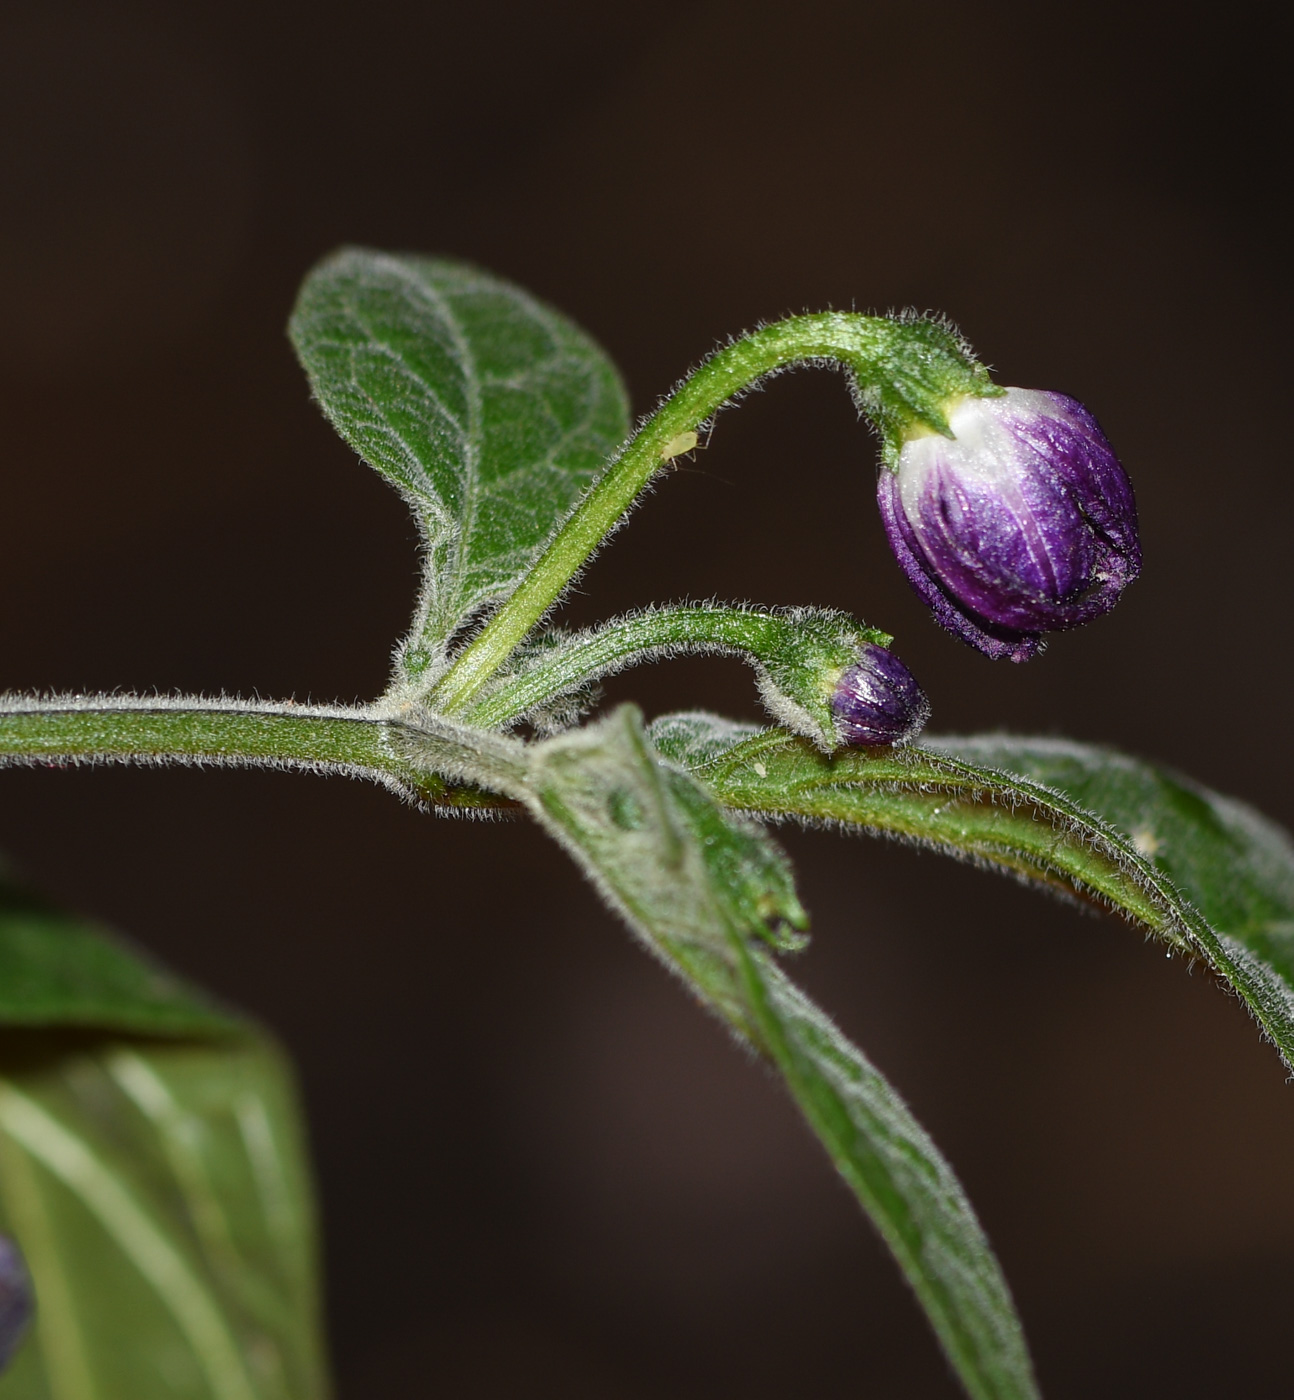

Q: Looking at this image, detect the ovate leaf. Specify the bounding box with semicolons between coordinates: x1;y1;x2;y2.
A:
651;713;1294;1073
525;707;1040;1400
935;736;1294;1065
289;249;630;655
0;868;328;1399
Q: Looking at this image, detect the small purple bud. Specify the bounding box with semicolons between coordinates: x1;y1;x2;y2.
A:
830;643;931;747
878;388;1141;661
0;1235;32;1373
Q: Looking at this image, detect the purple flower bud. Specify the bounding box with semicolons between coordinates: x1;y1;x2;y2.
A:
830;643;931;747
877;388;1141;661
0;1235;32;1373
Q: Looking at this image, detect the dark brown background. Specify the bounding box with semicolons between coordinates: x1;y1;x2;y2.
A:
1;1;1290;1395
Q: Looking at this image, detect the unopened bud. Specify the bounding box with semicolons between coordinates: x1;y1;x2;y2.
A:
878;388;1140;661
750;609;929;752
829;643;930;747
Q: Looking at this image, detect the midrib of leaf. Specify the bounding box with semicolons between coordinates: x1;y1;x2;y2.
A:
357;265;483;643
0;1081;260;1400
107;1050;241;1270
234;1091;303;1298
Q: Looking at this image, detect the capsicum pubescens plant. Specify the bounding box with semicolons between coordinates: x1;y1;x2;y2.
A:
1;247;1293;1400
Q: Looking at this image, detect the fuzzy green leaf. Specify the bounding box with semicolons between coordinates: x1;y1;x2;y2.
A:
0;871;328;1398
651;714;1294;1071
289;249;630;660
934;736;1294;971
525;707;1039;1400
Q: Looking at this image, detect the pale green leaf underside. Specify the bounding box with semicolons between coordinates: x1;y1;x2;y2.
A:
526;708;1038;1400
0;870;328;1399
650;714;1294;1071
289;248;630;653
0;1036;326;1400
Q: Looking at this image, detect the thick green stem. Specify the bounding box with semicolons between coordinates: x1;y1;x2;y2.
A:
0;698;516;810
429;312;991;713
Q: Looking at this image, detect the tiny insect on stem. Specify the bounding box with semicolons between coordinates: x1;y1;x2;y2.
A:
660;430;699;462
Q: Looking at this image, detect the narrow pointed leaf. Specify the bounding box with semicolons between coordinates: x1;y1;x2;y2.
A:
524;706;1040;1400
650;713;1294;1071
289;249;630;653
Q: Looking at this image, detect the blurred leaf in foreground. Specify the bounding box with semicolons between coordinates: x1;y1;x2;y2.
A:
0;867;329;1400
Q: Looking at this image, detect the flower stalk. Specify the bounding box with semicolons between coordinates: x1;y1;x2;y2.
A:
463;602;926;750
426;312;993;713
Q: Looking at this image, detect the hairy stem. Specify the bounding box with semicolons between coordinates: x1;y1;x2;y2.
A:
428;312;990;713
463;605;887;730
0;697;518;810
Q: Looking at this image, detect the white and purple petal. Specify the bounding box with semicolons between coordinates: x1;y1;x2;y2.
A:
879;387;1140;660
830;642;931;746
877;470;1042;661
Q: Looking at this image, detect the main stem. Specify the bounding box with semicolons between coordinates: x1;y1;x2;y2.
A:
428;312;963;714
0;698;517;810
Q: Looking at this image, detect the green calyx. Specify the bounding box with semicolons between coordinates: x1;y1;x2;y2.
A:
847;314;1001;469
